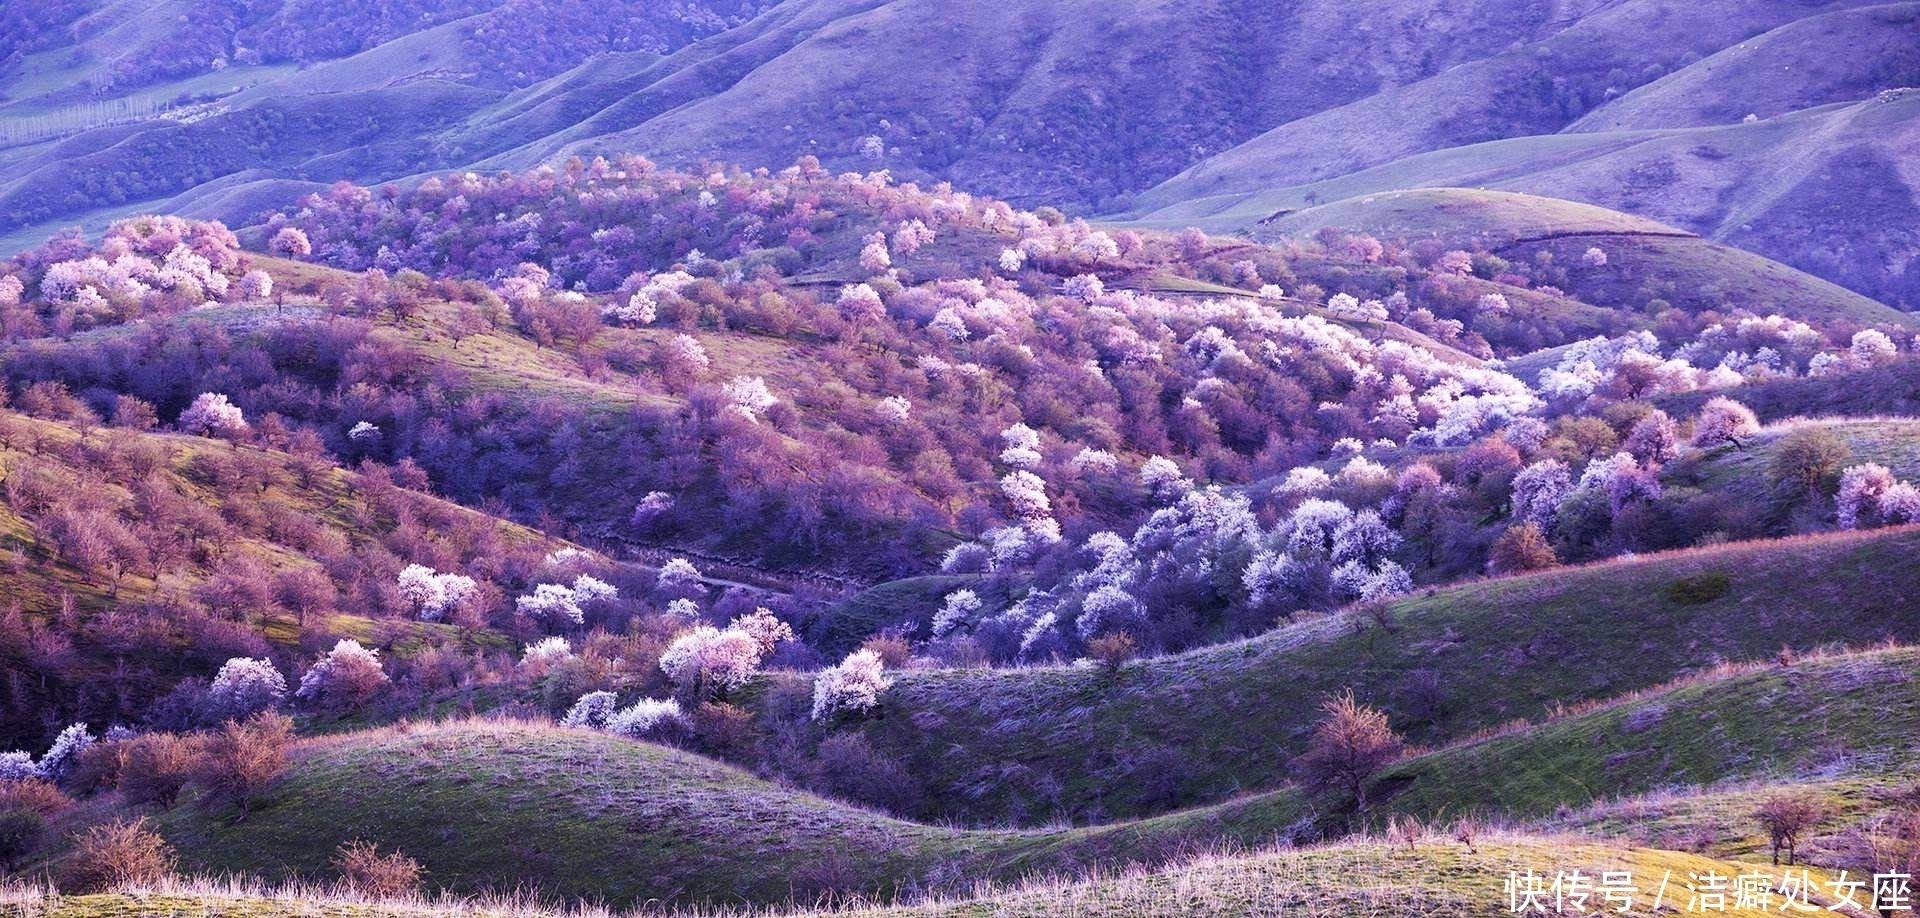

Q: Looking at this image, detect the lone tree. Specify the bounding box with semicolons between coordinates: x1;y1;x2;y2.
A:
1488;521;1558;575
1755;794;1827;865
1767;427;1850;496
1690;396;1759;450
1293;689;1404;812
192;711;292;820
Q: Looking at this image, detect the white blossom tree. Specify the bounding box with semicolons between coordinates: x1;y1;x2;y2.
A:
1000;470;1052;521
1139;456;1190;503
269;227;312;257
729;607;794;655
659;625;765;698
606;698;684;739
1851;329;1898;368
520;636;574;668
517;583;584;626
207;657;288;720
874;395;912;425
721;376;779;421
655;558;703;601
35;724;94;782
236;270;273;301
811;649;891;721
179;393;247;437
1838;464;1898;529
932;589;985;639
1690;397;1759;448
859;232;893;273
295;639;389;710
561;691;619;728
1511;459;1573;531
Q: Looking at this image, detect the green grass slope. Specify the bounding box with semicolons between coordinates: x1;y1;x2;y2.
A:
1667;418;1920;515
1546;770;1919;865
804;525;1920;824
21;839;1838;918
1077;645;1920;853
1374;648;1920;825
123;647;1920;907
1254;188;1682;245
1123;0;1899;212
148;720;995;906
1656;358;1920;424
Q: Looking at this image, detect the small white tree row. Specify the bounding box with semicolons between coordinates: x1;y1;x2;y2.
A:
0;723;94;783
516;574;619;626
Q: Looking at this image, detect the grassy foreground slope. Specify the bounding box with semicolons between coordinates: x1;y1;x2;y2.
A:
812;526;1920;823
148;720;989;905
135;650;1920;906
19;839;1843;918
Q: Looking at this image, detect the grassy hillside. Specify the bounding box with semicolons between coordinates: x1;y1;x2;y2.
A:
1255;188;1683;244
1656;357;1920;423
0;405;576;746
12;0;1909;270
804;525;1920;824
19;837;1847;918
146;719;991;906
1129;0;1907;207
137;641;1920;908
1667;417;1920;513
0;0;774;244
1373;647;1920;826
810;575;986;655
1546;771;1916;864
1570;3;1920;131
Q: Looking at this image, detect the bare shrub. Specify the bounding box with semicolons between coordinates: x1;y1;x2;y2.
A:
1292;689;1404;812
62;817;177;892
0;778;71;816
0;808;44;871
811;732;919;814
119;733;204;809
332;839;425;898
1086;632;1138;674
688;701;760;761
857;633;912;668
192;711;293;819
1755;793;1829;865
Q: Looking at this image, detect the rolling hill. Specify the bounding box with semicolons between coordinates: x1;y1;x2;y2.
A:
1129;85;1920;308
52;643;1918;907
3;0;1914;310
3;6;1919;916
1173;188;1913;329
0;405;579;748
786;525;1920;824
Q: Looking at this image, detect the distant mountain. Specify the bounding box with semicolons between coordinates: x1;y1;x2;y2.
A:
1127;4;1920;306
0;0;1914;306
